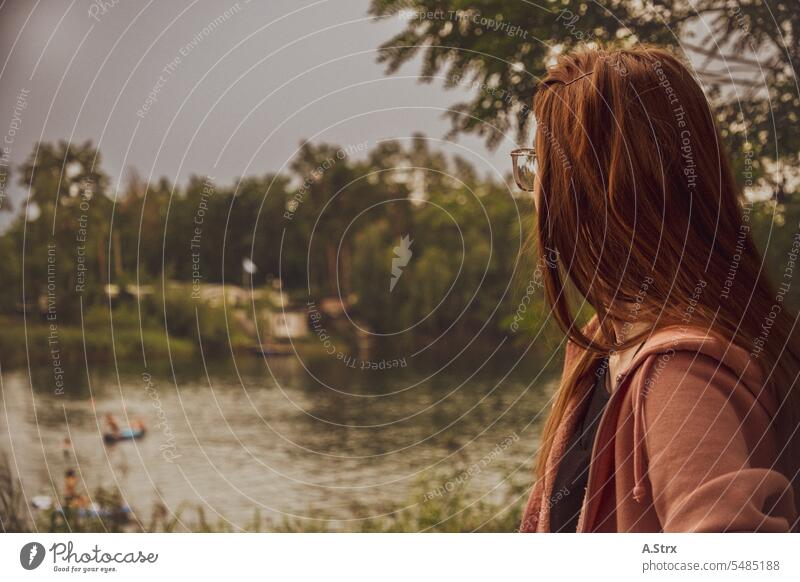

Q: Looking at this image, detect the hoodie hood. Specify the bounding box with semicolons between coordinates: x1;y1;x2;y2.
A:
613;325;773;505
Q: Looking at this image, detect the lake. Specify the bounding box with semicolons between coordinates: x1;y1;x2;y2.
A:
0;344;560;531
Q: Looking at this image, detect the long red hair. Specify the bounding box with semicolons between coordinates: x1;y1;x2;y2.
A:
532;46;800;511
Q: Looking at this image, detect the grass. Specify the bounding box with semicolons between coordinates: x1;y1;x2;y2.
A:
0;452;31;532
0;317;196;367
1;454;528;533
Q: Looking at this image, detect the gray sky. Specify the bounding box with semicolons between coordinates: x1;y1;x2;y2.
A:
0;0;513;227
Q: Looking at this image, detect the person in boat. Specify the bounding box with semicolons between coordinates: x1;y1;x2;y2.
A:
104;413;120;439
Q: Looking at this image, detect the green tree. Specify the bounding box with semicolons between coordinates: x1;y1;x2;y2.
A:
116;170;172;283
349;139;526;337
288;141;410;296
13;140;111;319
370;0;799;194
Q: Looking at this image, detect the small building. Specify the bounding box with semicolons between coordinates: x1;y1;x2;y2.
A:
266;310;308;339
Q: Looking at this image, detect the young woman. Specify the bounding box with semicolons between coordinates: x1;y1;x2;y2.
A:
512;46;800;532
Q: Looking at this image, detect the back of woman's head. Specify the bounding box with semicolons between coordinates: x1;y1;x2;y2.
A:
532;45;800;511
534;46;751;331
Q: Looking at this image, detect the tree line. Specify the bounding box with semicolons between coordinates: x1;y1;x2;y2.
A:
0;136;535;343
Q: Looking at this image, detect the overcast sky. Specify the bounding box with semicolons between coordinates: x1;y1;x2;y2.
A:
0;0;517;227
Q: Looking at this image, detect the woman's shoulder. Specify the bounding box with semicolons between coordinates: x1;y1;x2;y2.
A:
625;324;774;416
628;324;758;378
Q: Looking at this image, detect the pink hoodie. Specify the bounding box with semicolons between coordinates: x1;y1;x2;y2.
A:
520;321;797;532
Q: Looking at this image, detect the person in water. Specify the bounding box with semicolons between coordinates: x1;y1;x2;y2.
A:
131;417;146;433
63;469;87;509
514;46;799;532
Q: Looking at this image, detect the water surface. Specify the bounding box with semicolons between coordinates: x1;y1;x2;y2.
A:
0;346;558;530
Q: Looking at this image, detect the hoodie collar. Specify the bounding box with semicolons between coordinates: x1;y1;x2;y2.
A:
616;325;767;406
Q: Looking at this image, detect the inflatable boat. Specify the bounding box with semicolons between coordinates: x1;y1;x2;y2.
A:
103;427;145;444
